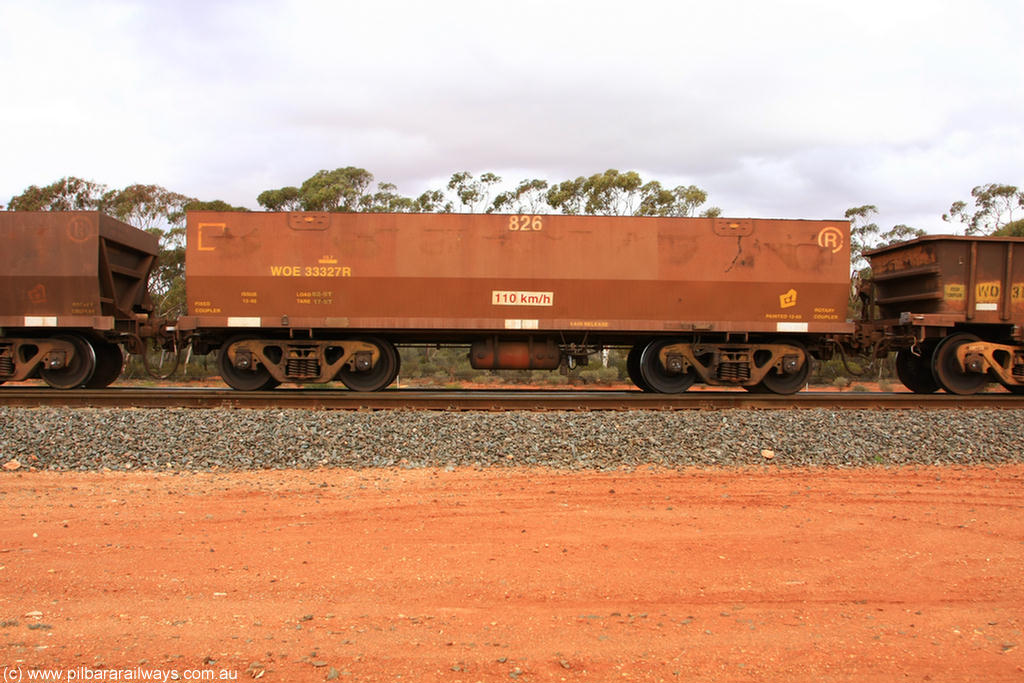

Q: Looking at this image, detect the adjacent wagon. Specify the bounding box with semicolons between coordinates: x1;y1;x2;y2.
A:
0;211;159;388
865;235;1024;394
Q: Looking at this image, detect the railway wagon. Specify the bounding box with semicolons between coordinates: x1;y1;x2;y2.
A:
0;211;159;388
866;235;1024;395
181;211;853;393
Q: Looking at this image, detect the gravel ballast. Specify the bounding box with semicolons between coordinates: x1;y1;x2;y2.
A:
1;407;1023;470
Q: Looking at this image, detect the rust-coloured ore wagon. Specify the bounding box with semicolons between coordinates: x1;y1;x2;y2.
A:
180;211;853;393
0;211;159;388
865;235;1024;395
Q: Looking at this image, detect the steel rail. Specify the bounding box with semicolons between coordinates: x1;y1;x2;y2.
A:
0;387;1021;410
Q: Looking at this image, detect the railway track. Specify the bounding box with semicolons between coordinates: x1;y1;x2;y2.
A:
0;387;1020;410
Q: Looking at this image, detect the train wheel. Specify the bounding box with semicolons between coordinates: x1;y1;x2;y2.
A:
337;337;400;392
759;341;811;395
638;339;695;394
85;341;124;389
895;341;939;394
931;333;988;395
218;336;279;391
626;346;652;391
1005;383;1024;395
40;334;96;389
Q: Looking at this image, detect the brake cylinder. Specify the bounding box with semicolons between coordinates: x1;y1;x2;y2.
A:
469;337;561;370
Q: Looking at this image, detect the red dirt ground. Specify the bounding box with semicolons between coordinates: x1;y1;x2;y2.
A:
3;466;1024;682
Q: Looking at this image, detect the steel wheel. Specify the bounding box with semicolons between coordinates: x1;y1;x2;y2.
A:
337;337;400;392
86;340;124;389
626;345;652;391
931;333;988;395
759;341;811;395
40;334;96;389
895;340;939;394
1005;383;1024;395
218;336;278;391
638;339;695;394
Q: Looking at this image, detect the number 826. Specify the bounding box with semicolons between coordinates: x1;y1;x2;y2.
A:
508;215;543;231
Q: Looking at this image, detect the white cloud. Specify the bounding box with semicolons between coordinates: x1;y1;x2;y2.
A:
1;0;1021;231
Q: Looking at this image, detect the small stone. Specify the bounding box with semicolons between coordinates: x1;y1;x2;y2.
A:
3;459;21;471
761;450;775;460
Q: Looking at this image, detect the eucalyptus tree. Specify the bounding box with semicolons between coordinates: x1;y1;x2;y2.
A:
943;183;1022;235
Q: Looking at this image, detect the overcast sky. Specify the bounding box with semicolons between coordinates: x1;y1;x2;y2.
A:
1;0;1021;231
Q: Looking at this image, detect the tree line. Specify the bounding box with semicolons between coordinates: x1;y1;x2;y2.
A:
256;167;723;218
7;167;1020;232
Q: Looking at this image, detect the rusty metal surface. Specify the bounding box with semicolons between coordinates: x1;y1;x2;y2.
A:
181;212;853;338
1;387;1020;411
0;212;158;329
868;235;1024;325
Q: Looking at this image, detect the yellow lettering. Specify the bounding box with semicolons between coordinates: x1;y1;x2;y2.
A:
270;265;302;277
508;215;543;232
975;281;1001;303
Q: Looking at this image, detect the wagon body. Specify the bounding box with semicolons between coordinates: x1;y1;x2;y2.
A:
868;235;1024;328
181;211;852;339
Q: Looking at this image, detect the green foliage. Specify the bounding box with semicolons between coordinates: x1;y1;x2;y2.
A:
638;182;721;217
8;176;108;211
251;166;719;220
148;230;186;319
545;176;587;214
845;205;926;318
544;170;718;218
492;178;550;214
579;169;644;215
446;171;502;213
362;182;415;213
412;189;448;213
993;218;1024;237
846;204;880;276
186;199;249;212
943;183;1023;235
298;167;375;212
257;186;302;211
103;184;194;230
